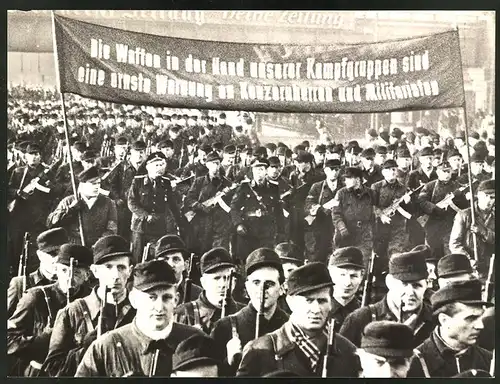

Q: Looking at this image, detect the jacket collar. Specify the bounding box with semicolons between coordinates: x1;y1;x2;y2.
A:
31;269;51;285
374;296;433;332
271;320;327;358
83;287;133;322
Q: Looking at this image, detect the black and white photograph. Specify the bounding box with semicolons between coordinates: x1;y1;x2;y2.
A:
6;9;495;378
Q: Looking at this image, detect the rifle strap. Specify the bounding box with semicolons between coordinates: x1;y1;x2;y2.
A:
413;348;431;378
41;287;54;326
368;304;377;322
269;331;282;361
77;299;96;333
229;315;239;339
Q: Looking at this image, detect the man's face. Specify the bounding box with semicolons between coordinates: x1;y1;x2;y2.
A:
344;176;360;189
252;165;267;183
440;303;485;348
173;365;218;378
200;267;234;308
329;266;364;300
419;155;432;169
146;159;166;178
470;161;483;176
282;262;300;282
287;287;332;331
267;165;281;180
374;154;386;166
37;251;58;279
296;161;311;174
396;157;411;171
81;159;95;170
382;167;397;183
55;263;89;293
245;267;282;311
160;147;174;159
197;150;207;164
361;157;374;170
387;275;426;312
130;149;146;164
324;167;340;181
80;179;101;198
448;156;462;170
314;152;325;165
25;152;41;167
206;160;220;176
455;138;464;148
91;256;131;297
358;351;411;378
477;190;495;211
132;286;178;331
115;145;128;161
437;168;452;182
158;252;186;283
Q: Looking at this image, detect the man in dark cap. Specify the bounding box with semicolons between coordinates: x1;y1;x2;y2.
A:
8;244;93;376
359;148;383;188
237;262;360;377
80;150;98;171
413;244;438;305
449;180;495;279
357;321;414;378
340;249;435;349
458;152;488;194
128;152;187;263
8;227;69;318
184;151;235;255
267;156;293;239
53;140;85;201
42;235;136;377
171;334;222;377
47;166;118;246
328;247;365;332
274;242;303;314
371;159;413;281
395;147;412;186
216;112;233;145
304;159;343;263
446;148;465;181
230;158;285;263
332;166;376;268
153;234;202;304
211;248;288;376
175;248;244;334
417;160;468;260
407;279;493;377
374;146;388;167
181;144;210;179
436;253;475;288
75;260;205;376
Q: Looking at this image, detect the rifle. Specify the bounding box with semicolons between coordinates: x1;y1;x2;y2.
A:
141;242;153;263
490;348;495;377
178;140;184;168
417;184;468;227
482;254;495;302
255;281;268;339
182;253;195;303
67;257;74;306
100;160;123;183
97;286;111;338
18;233;30;292
321;319;336;377
221;270;235;318
184;184;238;222
305;182;338;226
381;184;424;220
361;252;376;307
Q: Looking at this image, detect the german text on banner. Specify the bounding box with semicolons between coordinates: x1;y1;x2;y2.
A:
53;14;465;113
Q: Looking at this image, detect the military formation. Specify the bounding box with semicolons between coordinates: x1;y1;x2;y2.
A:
7;91;496;377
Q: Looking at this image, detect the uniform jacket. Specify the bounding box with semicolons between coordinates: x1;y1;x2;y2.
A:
75;320;204;377
8;269;53;318
371;179;412;223
408;328;493;377
47;194;118;246
362;165;383;188
304;179;343;229
175;290;245;334
42;288;136;377
408;167;437;190
332;186;376;235
127;175;186;236
331;296;360;333
109;161;146;202
236;321;361;377
339;295;436;348
418;179;468;224
7;283;91;376
210;303;289;376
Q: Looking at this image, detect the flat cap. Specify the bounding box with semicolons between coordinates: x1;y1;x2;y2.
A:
419;147;433;157
250;158;269;168
274;242;303;266
224;145;236;154
154;235;188;260
344;167;363;179
92;235;131;265
36;227;68;254
158;139;173;149
287;262;333;296
245;248;283;278
360;148;375;159
172;334;221;372
145;151;167;165
315;144;326;154
469;131;480;140
81;150;98;162
329;246;364;269
375;146;388;155
446;148;462;159
26;143;41;154
396;147;411;158
200;247;234;274
253;146;268;158
389;251;428;282
431;279;493;311
436;161;452;171
265;143;277;151
381;159;398;169
478;179;495;194
131;140;147;151
361;321;414;358
437;253;473;278
133;260;177;292
77;166;100;183
324;159;341;169
56;244;93;267
410;244;434;262
268;156;281;167
72;141;87;153
296;151;314;163
206;151;222;163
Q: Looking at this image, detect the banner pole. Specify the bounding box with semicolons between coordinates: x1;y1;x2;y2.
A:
51;11;86;246
455;26;479;263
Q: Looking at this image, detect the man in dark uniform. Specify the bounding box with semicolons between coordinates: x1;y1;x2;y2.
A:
8;228;68;318
332;167;376;268
184;151;235;255
266;156;293;240
360;148;384;188
153;235;202;304
128;152;187;263
395;147;412;187
340;249;435;349
231;158;285;264
304;159;343;263
274;242;303;315
237;262;360;377
418;160;468;260
457;152;489;194
327;247;365;332
42;236;136;377
408;279;493;377
175;248;244;334
8;244;93;376
53;140;86;201
75;260;205;377
216;113;233;145
181;144;210;179
210;248;289;376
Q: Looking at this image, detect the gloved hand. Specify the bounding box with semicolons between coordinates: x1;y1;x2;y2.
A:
236;224;247;236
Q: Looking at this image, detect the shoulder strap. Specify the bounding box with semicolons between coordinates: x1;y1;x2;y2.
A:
77;299;95;333
368;304;377;322
413;348;431;378
269;331;281;361
40;287;54;325
193;302;201;327
229;315;239;339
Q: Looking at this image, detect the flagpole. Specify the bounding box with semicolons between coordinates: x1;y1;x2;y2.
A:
455;26;478;263
51;11;86;245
